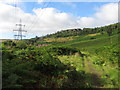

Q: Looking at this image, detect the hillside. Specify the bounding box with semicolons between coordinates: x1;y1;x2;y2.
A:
43;23;119;38
0;39;12;43
1;23;119;88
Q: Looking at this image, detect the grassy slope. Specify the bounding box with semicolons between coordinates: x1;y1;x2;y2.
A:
46;32;119;88
2;23;119;88
49;33;118;48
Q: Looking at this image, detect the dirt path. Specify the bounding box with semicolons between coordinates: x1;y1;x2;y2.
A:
84;57;103;88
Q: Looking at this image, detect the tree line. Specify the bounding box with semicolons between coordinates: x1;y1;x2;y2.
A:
43;23;120;38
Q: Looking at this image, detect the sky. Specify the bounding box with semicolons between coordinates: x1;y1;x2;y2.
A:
0;0;118;39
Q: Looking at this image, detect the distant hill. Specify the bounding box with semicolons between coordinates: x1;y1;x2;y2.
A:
0;39;15;43
43;23;120;38
0;39;10;43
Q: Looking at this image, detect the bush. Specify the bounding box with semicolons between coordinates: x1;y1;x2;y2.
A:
47;46;80;55
33;48;66;76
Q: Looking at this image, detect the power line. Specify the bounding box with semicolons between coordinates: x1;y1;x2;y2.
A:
13;0;27;40
28;1;51;35
13;1;50;39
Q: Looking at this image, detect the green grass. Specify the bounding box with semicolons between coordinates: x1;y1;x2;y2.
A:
2;28;119;88
58;54;84;71
52;33;119;88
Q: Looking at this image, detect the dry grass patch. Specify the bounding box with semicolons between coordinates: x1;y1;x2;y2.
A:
86;33;100;37
44;37;73;42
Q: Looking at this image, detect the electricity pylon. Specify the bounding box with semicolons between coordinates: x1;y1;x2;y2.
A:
13;19;27;40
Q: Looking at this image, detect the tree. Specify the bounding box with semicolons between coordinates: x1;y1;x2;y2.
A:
106;27;113;44
107;29;112;36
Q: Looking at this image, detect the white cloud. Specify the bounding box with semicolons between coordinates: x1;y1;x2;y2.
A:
95;3;118;24
0;2;118;39
0;0;21;4
77;17;95;28
37;0;45;3
32;8;76;28
77;3;118;28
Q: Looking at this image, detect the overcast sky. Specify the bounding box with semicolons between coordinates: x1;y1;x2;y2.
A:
0;0;118;39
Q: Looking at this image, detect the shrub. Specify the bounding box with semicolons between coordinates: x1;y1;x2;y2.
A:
47;46;80;55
